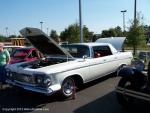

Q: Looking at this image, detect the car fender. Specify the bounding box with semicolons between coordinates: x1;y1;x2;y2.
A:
118;66;135;78
54;72;84;86
118;66;145;83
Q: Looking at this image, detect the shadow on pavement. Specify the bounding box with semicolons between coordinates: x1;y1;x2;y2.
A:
78;73;115;91
74;91;150;113
0;85;64;113
0;74;116;113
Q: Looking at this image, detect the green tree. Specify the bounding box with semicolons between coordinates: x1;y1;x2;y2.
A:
50;30;59;43
60;23;92;43
127;14;145;55
143;25;150;42
8;35;17;38
17;35;23;38
101;26;123;38
115;26;124;36
83;25;93;42
50;30;58;38
0;35;6;42
60;29;69;42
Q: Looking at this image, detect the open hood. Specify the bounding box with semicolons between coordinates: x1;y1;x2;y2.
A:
96;37;126;51
20;27;72;57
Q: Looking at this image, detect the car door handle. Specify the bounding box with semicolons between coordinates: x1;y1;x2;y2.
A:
114;57;117;59
103;59;107;61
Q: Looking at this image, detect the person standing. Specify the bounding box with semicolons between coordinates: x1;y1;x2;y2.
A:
0;43;10;83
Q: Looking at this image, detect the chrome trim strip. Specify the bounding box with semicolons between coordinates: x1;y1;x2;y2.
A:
14;80;36;87
116;86;150;101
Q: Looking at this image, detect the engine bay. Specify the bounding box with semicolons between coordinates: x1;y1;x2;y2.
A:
20;57;74;69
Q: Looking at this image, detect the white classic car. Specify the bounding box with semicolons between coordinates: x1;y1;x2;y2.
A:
6;27;133;98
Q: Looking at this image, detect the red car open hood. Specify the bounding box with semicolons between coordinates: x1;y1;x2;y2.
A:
20;27;72;58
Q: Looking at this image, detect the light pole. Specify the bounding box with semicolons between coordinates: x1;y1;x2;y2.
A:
5;27;8;38
134;0;137;26
133;0;137;55
40;21;43;30
121;10;127;32
79;0;83;43
47;28;49;36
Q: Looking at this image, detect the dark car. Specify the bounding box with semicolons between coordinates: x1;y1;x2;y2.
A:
10;47;42;64
138;51;150;61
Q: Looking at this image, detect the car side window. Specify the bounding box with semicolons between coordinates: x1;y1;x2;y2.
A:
93;46;112;58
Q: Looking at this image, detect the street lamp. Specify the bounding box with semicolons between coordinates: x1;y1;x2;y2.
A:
40;21;43;30
79;0;83;43
121;10;127;32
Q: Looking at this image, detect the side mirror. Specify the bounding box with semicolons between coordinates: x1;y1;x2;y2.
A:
83;55;88;59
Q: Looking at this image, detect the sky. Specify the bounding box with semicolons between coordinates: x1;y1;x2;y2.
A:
0;0;150;36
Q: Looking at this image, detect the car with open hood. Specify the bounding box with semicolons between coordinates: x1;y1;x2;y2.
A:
10;47;43;64
5;27;133;98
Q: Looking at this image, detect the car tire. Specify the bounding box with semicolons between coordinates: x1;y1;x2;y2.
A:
61;77;76;98
116;77;134;107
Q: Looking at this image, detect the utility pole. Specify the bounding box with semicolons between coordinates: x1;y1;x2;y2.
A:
133;0;137;55
79;0;83;43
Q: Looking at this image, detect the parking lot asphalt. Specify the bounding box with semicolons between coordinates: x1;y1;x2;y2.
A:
0;75;149;113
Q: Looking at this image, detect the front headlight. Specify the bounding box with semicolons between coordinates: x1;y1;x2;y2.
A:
34;74;51;87
44;78;51;86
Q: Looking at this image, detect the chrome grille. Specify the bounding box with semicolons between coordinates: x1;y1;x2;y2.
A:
11;72;35;84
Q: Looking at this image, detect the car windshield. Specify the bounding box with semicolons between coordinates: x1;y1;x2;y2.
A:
11;49;29;59
4;47;17;54
61;44;90;58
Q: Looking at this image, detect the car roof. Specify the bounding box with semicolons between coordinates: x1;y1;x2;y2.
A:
64;42;118;54
67;43;111;47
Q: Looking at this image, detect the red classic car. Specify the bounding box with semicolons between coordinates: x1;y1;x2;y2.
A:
10;47;42;64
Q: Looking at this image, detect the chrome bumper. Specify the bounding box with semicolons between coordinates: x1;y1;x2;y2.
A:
6;80;61;95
